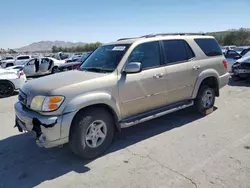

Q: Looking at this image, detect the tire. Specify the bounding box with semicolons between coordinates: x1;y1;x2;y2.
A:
69;107;115;159
0;80;14;98
194;85;215;114
52;66;59;74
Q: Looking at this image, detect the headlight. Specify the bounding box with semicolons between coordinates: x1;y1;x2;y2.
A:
30;96;65;112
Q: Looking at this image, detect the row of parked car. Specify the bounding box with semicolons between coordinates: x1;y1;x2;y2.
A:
222;46;250;79
0;52;92;97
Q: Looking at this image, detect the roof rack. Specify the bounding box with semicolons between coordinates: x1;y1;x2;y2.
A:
117;33;206;41
141;33;206;38
117;37;138;41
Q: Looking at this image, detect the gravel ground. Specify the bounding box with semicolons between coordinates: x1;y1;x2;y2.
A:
0;80;250;188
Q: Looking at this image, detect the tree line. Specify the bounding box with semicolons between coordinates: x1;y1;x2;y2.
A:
52;42;102;53
209;28;250;46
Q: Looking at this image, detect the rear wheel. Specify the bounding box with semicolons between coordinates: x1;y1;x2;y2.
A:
194;85;215;114
0;80;14;98
69;107;115;159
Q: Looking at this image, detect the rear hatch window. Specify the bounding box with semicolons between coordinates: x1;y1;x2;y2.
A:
194;38;222;57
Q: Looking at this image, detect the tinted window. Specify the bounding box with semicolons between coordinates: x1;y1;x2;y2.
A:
17;56;30;60
6;57;14;60
185;42;195;60
163;40;194;64
128;41;161;69
194;38;222;56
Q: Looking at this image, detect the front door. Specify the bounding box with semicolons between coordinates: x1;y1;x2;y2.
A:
161;39;199;104
23;59;36;76
118;41;167;119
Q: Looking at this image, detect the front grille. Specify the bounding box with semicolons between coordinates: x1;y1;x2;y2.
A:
18;90;27;106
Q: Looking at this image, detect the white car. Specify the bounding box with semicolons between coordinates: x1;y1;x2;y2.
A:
15;55;32;65
7;57;66;77
0;68;26;97
0;55;32;68
0;56;15;68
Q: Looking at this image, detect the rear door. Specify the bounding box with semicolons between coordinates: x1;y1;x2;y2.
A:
119;41;168;118
39;58;50;72
162;39;198;104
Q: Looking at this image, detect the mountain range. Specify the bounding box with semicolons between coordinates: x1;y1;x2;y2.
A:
15;41;86;52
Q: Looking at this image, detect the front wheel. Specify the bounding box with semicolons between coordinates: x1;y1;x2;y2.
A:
69;107;115;159
194;85;215;114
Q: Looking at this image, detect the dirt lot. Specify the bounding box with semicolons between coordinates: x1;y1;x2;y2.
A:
1;80;250;188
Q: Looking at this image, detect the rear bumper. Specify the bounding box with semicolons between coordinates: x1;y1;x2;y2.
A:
11;76;27;90
14;102;75;148
219;72;230;89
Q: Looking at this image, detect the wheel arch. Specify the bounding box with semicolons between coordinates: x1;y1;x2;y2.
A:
192;69;220;98
62;92;122;138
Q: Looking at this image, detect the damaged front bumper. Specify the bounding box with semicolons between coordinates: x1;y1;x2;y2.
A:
14;102;69;148
232;62;250;76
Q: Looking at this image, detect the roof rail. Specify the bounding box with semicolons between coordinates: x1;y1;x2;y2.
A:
117;33;206;41
141;33;206;38
117;37;138;41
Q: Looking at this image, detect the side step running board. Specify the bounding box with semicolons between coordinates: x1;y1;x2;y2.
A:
120;100;194;128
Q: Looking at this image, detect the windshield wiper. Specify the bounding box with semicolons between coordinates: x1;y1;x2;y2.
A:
81;67;113;73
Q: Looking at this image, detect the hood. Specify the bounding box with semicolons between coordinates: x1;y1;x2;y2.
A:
22;70;107;95
237;56;250;64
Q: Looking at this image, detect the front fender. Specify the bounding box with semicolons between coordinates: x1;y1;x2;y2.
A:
63;92;121;120
192;69;220;99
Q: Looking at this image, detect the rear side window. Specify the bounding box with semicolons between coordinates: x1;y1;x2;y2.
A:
194;38;222;56
162;40;195;64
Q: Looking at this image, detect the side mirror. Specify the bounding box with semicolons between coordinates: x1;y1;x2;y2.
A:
124;62;142;74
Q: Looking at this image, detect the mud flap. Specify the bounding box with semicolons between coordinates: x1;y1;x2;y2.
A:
202;107;214;115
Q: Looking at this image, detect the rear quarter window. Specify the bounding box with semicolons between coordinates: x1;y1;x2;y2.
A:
194;38;222;57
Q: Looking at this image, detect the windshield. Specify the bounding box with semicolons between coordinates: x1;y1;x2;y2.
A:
78;52;92;62
80;44;130;73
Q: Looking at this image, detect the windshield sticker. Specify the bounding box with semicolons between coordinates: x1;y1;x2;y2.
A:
112;46;126;51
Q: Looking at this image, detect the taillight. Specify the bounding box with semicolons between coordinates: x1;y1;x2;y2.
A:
19;71;24;77
222;59;228;71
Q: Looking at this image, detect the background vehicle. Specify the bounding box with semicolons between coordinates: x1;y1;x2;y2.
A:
0;68;26;97
7;57;66;76
15;34;229;159
15;55;32;65
224;50;242;71
58;52;92;71
65;54;82;63
0;56;15;68
232;55;250;79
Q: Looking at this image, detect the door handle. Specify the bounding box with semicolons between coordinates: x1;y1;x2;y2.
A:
193;66;200;70
153;73;164;79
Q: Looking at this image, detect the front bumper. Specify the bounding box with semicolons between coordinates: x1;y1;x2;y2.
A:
15;102;73;148
219;72;230;88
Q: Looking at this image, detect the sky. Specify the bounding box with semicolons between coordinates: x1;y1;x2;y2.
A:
1;0;249;49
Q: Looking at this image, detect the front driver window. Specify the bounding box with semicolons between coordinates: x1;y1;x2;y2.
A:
27;59;35;65
128;41;161;70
